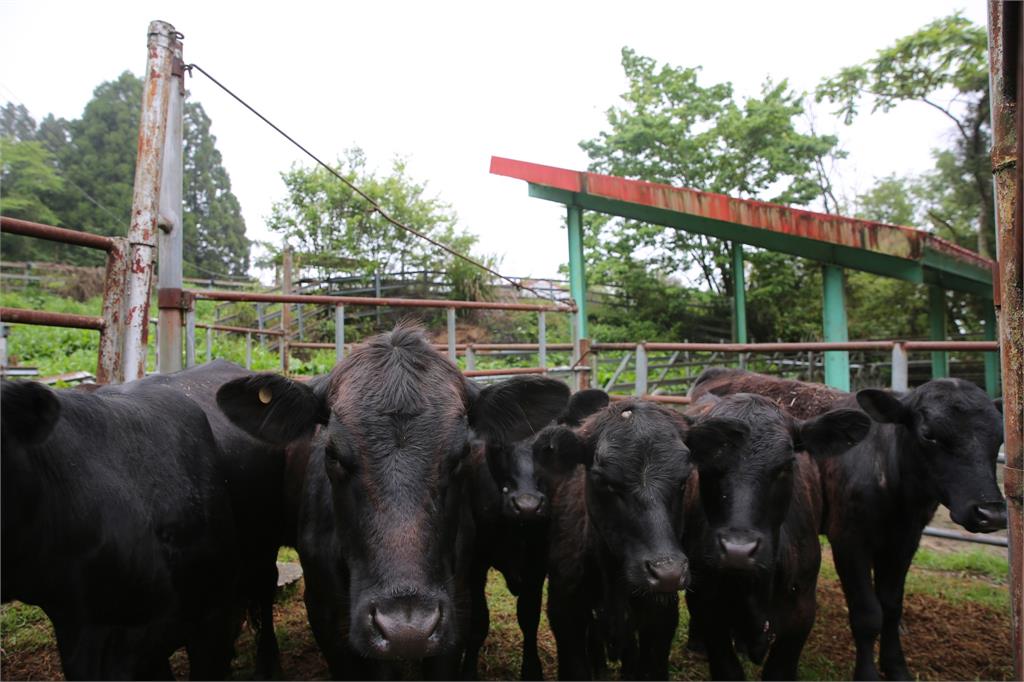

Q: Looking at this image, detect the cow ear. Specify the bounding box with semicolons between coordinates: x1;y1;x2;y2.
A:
685;416;749;465
1;381;61;446
533;424;590;476
216;373;329;444
470;376;570;444
856;389;909;425
559;389;609;426
795;408;872;459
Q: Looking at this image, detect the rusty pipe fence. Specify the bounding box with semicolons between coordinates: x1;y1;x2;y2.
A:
0;217;129;383
178;289;585;383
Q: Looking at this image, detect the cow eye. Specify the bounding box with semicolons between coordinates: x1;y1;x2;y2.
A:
918;426;938;444
324;444;349;478
590;470;620;494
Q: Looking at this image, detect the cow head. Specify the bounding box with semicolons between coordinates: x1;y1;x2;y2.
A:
857;379;1006;533
534;394;748;596
687;394;870;574
216;326;567;659
483;385;583;521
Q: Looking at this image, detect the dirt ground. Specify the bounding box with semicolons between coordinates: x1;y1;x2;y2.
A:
1;562;1013;681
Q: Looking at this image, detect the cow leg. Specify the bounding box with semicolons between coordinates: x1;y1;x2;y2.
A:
249;553;284;679
705;620;745;681
547;582;591;681
460;559;491;680
831;542;882;680
186;604;238;680
303;578;354;681
517;560;546;681
684;591;707;656
873;542;917;681
635;596;679;680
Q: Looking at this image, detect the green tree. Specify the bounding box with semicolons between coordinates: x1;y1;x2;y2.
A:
1;72;249;272
269;148;478;282
0;137;65;261
816;12;993;256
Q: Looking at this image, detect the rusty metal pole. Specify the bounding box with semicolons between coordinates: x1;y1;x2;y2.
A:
97;238;129;383
989;3;1023;678
281;247;292;373
156;29;184;374
123;21;177;382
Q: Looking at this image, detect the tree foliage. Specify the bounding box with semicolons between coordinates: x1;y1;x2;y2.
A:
0;73;249;274
268;148;494;300
816;12;993;256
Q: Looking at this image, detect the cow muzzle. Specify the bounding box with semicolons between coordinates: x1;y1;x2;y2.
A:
644;555;689;592
367;595;444;659
717;530;763;571
956;500;1008;533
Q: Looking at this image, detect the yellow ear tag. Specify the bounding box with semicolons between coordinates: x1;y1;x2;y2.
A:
258;387;273;405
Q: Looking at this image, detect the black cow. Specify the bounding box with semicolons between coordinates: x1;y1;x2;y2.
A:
215;325;568;678
1;380;240;680
681;393;871;680
690;368;1006;680
533;392;748;680
138;359;305;678
461;381;572;680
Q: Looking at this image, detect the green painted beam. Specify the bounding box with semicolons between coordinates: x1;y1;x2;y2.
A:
732;242;747;343
567;204;587;340
929;286;949;379
527;184;993;296
822;265;850;391
983;300;1001;397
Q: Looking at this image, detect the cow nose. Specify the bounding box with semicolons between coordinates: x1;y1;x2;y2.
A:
511;493;544;517
645;556;689;592
971;501;1007;532
369;597;442;658
718;534;761;570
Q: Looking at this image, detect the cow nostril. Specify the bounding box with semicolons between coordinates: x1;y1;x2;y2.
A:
973;502;1008;531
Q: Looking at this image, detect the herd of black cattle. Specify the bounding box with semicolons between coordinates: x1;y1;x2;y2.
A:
0;325;1008;681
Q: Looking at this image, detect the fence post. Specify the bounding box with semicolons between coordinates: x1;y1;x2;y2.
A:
538;311;547;370
185;306;196;368
156;29;185;375
205;326;212;364
466;345;476;372
578;338;593;390
635;343;648;397
297;305;305;341
97;237;129;383
245;332;252;370
928;286;949;378
891;342;909;392
0;322;7;368
257;303;265;345
822;264;850;391
335;304;345;362
281;247;292;374
123;21;179;382
447;307;457;363
375;270;382;327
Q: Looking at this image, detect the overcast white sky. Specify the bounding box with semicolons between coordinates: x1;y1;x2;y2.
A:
0;1;988;281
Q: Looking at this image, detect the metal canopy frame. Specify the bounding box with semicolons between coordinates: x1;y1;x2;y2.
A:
491;155;998;392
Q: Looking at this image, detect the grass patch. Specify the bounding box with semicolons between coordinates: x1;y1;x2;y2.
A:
0;602;54;653
912;547;1008;581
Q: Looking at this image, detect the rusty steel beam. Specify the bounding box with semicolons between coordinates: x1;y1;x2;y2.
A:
0;217;115;252
902;341;1000;351
192;289;573;313
122;21;178;382
990;3;1023;679
0;307;104;331
463;367;547;378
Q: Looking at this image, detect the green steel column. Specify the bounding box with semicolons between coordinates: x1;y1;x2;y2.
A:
822;264;850;391
928;286;948;378
983;300;1001;397
732;242;748;343
567;205;588;340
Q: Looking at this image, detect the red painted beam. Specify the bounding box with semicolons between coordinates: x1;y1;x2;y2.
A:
490;156;994;275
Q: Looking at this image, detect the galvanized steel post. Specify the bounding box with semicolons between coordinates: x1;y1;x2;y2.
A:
988;3;1023;676
447;307;457;363
538;311;547;370
732;242;748;343
891;342;909;392
245;332;252;369
335;305;345;362
635;343;648;397
928;286;949;378
156;30;184;375
822;265;850;391
281;247;292;374
123;21;177;382
184;307;196;368
466;345;476;372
